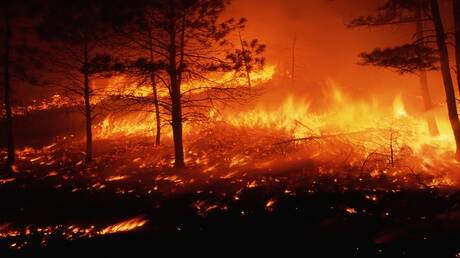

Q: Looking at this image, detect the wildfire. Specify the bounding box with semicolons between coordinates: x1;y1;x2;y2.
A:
10;94;73;116
94;65;276;139
7;63;460;189
80;72;460;185
95;113;158;139
215;83;456;158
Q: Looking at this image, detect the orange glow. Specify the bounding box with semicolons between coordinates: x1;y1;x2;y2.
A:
85;67;460;186
106;175;128;182
98;216;148;235
94;65;276;139
346;208;357;214
212;85;455;157
392;94;407;118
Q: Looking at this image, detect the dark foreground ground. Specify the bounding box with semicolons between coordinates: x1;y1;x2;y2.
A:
1;165;460;258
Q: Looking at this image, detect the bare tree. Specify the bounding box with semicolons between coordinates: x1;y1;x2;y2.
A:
2;2;13;173
106;1;166;146
38;0;116;164
1;0;43;173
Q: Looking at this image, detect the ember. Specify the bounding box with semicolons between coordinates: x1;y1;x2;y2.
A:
98;216;148;235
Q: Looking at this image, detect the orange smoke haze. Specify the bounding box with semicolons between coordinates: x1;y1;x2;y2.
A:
224;0;446;113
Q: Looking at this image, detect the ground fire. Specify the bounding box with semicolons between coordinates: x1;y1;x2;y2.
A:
3;0;460;257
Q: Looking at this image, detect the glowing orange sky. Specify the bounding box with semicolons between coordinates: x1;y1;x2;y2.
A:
225;0;449;112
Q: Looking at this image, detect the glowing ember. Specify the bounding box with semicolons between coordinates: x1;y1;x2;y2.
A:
265;199;276;211
0;216;148;250
106;175;128;182
98;216;148;235
365;194;378;202
346;208;357;214
0;178;15;184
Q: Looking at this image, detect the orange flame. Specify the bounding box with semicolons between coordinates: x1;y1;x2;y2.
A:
98;216;148;235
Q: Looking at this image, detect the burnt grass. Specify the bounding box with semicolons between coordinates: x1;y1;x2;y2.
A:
1;165;460;258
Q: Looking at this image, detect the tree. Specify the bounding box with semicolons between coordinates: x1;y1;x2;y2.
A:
38;0;116;164
350;0;460;160
1;1;14;173
165;0;266;168
454;0;460;94
430;0;460;160
109;0;265;168
104;0;166;146
1;0;43;173
350;0;440;137
415;4;439;136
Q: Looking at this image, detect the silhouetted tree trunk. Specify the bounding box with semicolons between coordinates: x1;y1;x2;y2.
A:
168;6;185;168
149;33;161;146
83;42;93;163
291;36;296;88
416;5;439;136
3;4;14;173
431;0;460;160
454;0;460;94
419;71;439;136
238;31;252;88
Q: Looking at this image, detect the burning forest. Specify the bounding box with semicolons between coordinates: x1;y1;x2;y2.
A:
3;0;460;257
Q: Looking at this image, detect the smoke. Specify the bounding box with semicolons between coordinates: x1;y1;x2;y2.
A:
225;0;445;112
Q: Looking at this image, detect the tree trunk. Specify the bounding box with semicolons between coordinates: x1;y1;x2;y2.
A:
416;5;439;136
419;72;439;136
168;6;185;168
3;5;14;173
149;35;161;146
83;43;93;163
151;72;161;146
454;0;460;94
292;36;296;88
238;31;252;87
171;77;184;168
431;0;460;160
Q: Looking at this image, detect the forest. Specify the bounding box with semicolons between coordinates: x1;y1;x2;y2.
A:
2;0;460;256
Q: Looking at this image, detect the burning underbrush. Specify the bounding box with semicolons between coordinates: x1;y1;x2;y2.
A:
5;119;459;188
2;85;460;254
1;120;460;254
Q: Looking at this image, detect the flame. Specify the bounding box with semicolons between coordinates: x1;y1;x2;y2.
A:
14;64;274;117
9;65;458;187
95;113;157;139
92;76;458;175
106;175;128;182
392;94;407;118
94;65;275;139
98;216;148;235
215;83;456;157
11;94;73;116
